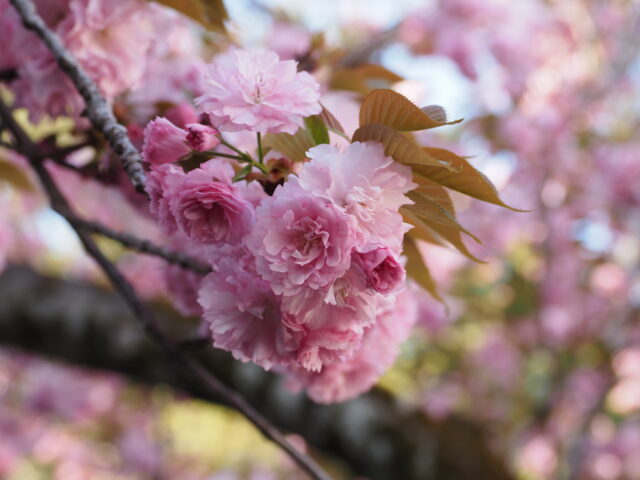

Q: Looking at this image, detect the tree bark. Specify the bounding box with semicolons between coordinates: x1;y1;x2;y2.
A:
0;264;514;480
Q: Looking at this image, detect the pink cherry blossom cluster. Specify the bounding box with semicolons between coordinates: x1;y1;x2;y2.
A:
0;0;204;122
141;47;419;403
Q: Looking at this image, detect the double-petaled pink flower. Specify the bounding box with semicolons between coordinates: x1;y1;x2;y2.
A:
294;142;416;251
198;246;290;370
247;182;358;297
166;159;256;244
195;48;321;134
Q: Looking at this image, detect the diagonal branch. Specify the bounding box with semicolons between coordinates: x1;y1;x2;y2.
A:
69;217;212;275
0;100;332;480
8;0;147;194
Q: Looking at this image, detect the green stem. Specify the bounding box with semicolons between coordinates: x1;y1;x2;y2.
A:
253;161;269;174
220;138;250;159
203;151;246;161
257;132;264;164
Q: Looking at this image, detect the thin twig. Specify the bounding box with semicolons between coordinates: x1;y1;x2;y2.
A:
177;336;212;350
0;99;332;480
70;217;212;275
8;0;147;194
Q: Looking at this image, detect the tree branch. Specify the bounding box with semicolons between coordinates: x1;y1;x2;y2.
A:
8;0;147;194
0;265;516;480
69;217;212;275
0;99;332;480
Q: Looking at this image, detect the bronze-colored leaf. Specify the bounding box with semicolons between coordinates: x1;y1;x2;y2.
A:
319;103;347;139
406;188;482;244
403;235;443;302
151;0;228;32
359;89;462;131
421;105;447;123
403;208;484;263
353;63;403;83
352;123;454;169
413;147;526;211
0;158;35;192
264;128;315;163
329;64;403;95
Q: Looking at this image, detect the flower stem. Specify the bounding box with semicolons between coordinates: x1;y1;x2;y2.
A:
220;137;250;160
203;150;246;161
257;132;264;164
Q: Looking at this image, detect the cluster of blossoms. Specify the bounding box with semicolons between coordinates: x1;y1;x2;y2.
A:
0;0;204;122
142;47;419;403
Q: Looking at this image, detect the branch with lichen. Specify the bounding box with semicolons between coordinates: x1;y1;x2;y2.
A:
0;98;332;480
8;0;147;194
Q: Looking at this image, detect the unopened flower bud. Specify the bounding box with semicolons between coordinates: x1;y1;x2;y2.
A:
185;123;221;152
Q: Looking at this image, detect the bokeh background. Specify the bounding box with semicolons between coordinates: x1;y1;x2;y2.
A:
1;0;639;479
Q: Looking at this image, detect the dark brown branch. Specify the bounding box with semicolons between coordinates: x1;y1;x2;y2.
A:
8;0;147;194
0;100;332;480
69;217;212;275
0;264;516;480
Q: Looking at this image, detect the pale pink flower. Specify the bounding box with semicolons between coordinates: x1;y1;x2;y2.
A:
57;0;155;100
198;246;289;370
294;142;415;250
351;245;405;295
267;22;311;60
195;48;321;134
163;235;208;316
281;268;380;372
125;5;206;118
185;123;220;151
286;288;418;403
12;51;84;122
164;103;200;128
167;159;255;244
146;163;184;235
164;263;203;316
247;182;358;296
142;117;190;165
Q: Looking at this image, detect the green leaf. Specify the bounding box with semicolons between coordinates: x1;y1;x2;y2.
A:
352;123;454;169
403;235;443;302
232;164;252;182
0;158;35;192
413;147;527;211
359;89;462;131
150;0;228;32
263;129;315;163
304;115;330;145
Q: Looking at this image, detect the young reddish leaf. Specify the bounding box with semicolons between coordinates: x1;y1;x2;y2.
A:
151;0;228;32
403;235;443;302
406;189;482;244
414;147;526;211
264;129;315;163
402;208;484;263
359;89;462;131
353;63;403;83
319;103;348;139
330;64;403;95
421;105;448;123
0;158;36;192
352;123;454;169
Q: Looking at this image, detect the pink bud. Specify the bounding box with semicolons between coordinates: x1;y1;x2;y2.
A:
352;246;405;294
185;123;220;152
142;117;190;165
165;103;199;128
